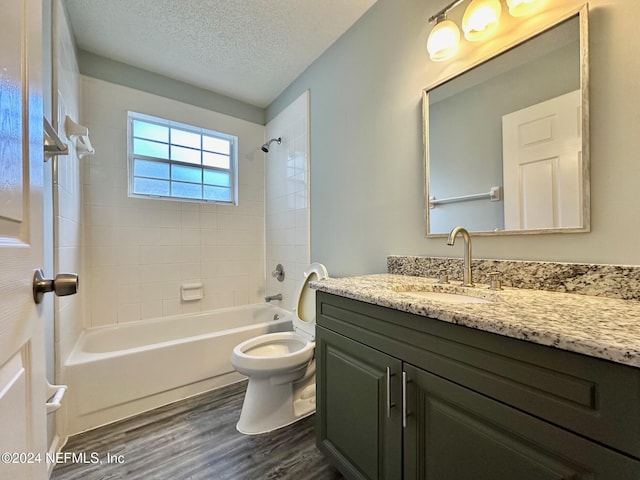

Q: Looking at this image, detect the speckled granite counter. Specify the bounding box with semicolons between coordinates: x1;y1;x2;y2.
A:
312;274;640;368
388;255;640;300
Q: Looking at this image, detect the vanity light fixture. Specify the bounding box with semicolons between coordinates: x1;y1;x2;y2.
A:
506;0;545;17
462;0;502;41
427;14;461;61
427;0;545;63
427;0;464;62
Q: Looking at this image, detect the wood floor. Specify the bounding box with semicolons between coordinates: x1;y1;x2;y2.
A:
51;382;344;480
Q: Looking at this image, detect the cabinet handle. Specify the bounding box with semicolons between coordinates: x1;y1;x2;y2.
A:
402;371;407;428
386;367;394;418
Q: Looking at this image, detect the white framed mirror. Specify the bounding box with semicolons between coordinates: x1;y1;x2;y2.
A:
424;4;589;236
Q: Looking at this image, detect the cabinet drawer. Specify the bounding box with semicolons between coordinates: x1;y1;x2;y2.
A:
317;291;640;460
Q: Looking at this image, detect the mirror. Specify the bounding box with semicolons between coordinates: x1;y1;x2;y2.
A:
424;7;589;236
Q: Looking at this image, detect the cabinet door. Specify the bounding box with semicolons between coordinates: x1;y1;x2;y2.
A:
404;363;640;480
317;326;402;480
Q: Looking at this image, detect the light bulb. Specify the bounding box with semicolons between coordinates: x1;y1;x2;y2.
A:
462;0;502;42
427;18;461;62
506;0;545;17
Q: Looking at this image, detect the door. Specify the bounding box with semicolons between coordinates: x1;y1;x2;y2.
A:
403;363;640;480
0;0;47;479
316;326;402;480
502;90;582;230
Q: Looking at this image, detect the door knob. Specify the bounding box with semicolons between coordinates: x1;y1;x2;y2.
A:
33;269;79;304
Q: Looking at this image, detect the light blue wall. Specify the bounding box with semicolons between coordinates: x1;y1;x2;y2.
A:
267;0;640;277
268;0;429;276
78;50;265;125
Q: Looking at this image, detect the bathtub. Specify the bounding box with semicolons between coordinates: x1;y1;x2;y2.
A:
64;304;291;434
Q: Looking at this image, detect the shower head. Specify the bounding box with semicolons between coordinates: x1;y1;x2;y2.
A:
261;137;281;153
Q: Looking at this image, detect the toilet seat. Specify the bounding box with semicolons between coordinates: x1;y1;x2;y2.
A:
231;263;327;372
291;262;328;342
232;332;315;376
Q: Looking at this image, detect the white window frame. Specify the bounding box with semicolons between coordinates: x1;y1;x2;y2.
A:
127;111;238;205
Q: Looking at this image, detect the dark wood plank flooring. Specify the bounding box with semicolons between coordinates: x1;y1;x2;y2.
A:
51;382;343;480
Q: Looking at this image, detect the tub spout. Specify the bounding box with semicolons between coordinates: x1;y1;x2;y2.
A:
265;293;282;302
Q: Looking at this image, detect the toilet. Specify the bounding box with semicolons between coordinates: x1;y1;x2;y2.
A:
230;262;328;435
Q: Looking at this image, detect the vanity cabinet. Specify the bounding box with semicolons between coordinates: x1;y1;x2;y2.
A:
317;326;402;479
315;291;640;480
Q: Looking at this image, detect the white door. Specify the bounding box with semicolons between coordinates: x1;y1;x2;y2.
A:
0;0;48;479
502;90;582;230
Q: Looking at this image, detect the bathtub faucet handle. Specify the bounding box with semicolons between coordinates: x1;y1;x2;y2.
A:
265;293;283;302
272;264;285;282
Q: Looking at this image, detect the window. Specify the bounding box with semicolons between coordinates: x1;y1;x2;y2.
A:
127;112;238;204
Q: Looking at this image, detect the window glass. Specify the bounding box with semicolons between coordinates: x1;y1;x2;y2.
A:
128;112;237;204
203;170;230;187
171;128;201;149
204;185;232;202
203;135;230;154
133;178;170;196
133;138;169;159
172;182;202;199
134;159;170;180
171;145;201;164
172;164;202;184
203;151;230;169
133;120;168;143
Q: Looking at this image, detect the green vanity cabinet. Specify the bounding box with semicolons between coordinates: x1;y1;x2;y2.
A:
317;326;402;480
315;291;640;480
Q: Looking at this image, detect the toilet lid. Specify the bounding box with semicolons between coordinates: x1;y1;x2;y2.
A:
292;263;328;341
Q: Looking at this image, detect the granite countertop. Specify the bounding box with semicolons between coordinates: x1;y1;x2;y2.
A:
312;274;640;368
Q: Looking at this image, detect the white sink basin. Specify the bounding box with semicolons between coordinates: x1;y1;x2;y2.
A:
393;287;495;304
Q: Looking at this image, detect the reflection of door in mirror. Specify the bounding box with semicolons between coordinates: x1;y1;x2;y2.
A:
502;90;582;230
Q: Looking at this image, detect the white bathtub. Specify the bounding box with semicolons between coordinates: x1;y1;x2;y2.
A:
64;304;291;434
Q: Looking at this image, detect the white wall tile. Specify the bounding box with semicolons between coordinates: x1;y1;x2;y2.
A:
118;283;141;305
140;281;163;302
141;301;163;320
265;91;311;310
70;71;310;337
162;228;182;246
162;298;182;317
140;246;163;265
161;280;182;299
117;264;141;285
81;78;265;326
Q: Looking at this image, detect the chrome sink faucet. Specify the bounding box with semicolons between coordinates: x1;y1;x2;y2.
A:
447;226;474;287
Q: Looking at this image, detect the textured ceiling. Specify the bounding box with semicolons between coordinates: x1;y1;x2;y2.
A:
63;0;377;108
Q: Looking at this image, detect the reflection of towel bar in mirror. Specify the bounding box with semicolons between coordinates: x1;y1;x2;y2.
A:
64;115;95;158
43;118;69;158
429;186;502;208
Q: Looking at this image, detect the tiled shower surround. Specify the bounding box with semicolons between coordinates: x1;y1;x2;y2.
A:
82;77;266;327
264;91;310;310
53;0;84;379
388;256;640;301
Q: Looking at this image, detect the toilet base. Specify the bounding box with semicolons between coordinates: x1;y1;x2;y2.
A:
236;367;316;435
